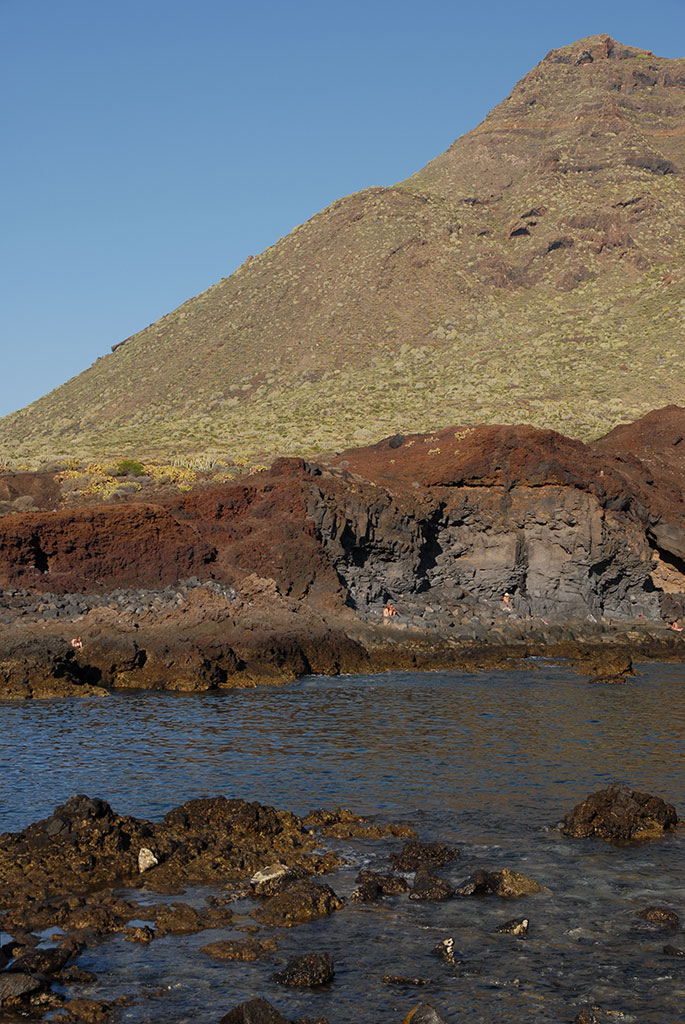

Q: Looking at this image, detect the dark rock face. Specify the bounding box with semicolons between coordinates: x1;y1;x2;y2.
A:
454;868;543;898
0;971;43;1005
219;997;290;1024
409;867;454;901
315;417;685;621
401;1003;448;1024
496;917;529;935
272;951;335;987
637;906;680;930
390;840;460;871
201;937;278;962
351;869;410;902
251;880;345;927
561;784;679;842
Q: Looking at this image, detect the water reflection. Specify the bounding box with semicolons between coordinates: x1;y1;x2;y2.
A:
0;663;683;1022
1;663;683;835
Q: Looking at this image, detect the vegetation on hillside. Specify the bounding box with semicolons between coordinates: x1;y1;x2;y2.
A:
1;35;684;467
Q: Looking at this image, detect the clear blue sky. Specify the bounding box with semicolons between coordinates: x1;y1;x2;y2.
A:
1;0;682;418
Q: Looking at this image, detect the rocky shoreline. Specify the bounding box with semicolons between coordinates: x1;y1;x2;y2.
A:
0;785;681;1022
1;409;685;699
0;571;683;699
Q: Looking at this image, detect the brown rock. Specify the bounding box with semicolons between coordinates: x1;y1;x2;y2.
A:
123;925;154;943
219;997;290;1024
454;868;543;898
63;996;113;1022
409;866;454;901
561;784;678;842
401;1003;447;1024
637;906;680;930
252;879;344;927
272;951;334;987
0;972;44;1006
200;937;277;961
390;840;460;871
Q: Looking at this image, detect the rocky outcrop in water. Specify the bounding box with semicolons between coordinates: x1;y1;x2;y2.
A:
561;784;679;842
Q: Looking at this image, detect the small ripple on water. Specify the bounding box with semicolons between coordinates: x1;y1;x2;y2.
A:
0;662;683;1022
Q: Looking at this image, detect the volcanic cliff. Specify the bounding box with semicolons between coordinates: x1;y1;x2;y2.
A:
2;408;685;617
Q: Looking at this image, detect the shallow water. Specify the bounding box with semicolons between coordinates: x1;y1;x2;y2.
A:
1;661;684;1023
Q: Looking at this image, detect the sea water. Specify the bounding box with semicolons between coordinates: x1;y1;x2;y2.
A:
1;662;683;1023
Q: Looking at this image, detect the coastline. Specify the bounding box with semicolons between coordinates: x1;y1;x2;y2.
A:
1;584;682;700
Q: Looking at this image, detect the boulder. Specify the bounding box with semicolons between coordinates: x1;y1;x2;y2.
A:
0;971;43;1005
272;951;334;987
409;866;454;901
219;997;290;1024
637;906;680;930
401;1004;448;1024
201;937;277;962
351;869;409;902
250;862;297;897
561;784;678;842
496;916;529;934
454;868;542;898
123;925;154;943
252;880;344;927
390;840;460;871
432;937;458;964
63;997;113;1022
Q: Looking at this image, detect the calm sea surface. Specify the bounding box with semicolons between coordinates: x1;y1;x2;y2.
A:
1;662;683;1023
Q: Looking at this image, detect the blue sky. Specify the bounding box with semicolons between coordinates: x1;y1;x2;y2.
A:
1;0;683;419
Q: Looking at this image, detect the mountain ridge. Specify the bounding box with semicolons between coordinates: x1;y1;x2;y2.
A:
3;33;684;467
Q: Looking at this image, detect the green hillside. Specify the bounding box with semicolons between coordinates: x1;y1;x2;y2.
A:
2;34;684;468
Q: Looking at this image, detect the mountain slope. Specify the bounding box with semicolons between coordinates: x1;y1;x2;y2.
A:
2;34;684;466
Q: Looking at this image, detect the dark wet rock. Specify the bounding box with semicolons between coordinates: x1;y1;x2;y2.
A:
390;840;459;871
351;869;410;902
152;902;203;935
584;650;634;684
251;880;344;927
432;937;458;964
637;906;680;929
303;806;414;839
0;971;44;1005
11;943;77;974
272;951;334;987
0;793;326;915
293;1018;330;1024
219;996;290;1024
63;996;113;1022
663;944;685;956
124;924;154;943
409;866;454;901
401;1003;448;1024
201;937;278;961
58;965;98;985
383;975;430;986
573;1012;598;1024
496;916;529;935
561;784;678;842
454;868;543;898
350;876;382;903
250;862;298;897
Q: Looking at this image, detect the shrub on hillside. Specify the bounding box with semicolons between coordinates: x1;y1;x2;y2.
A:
113;459;145;477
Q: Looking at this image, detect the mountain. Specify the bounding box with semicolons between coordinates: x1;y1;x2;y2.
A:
2;34;684;467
